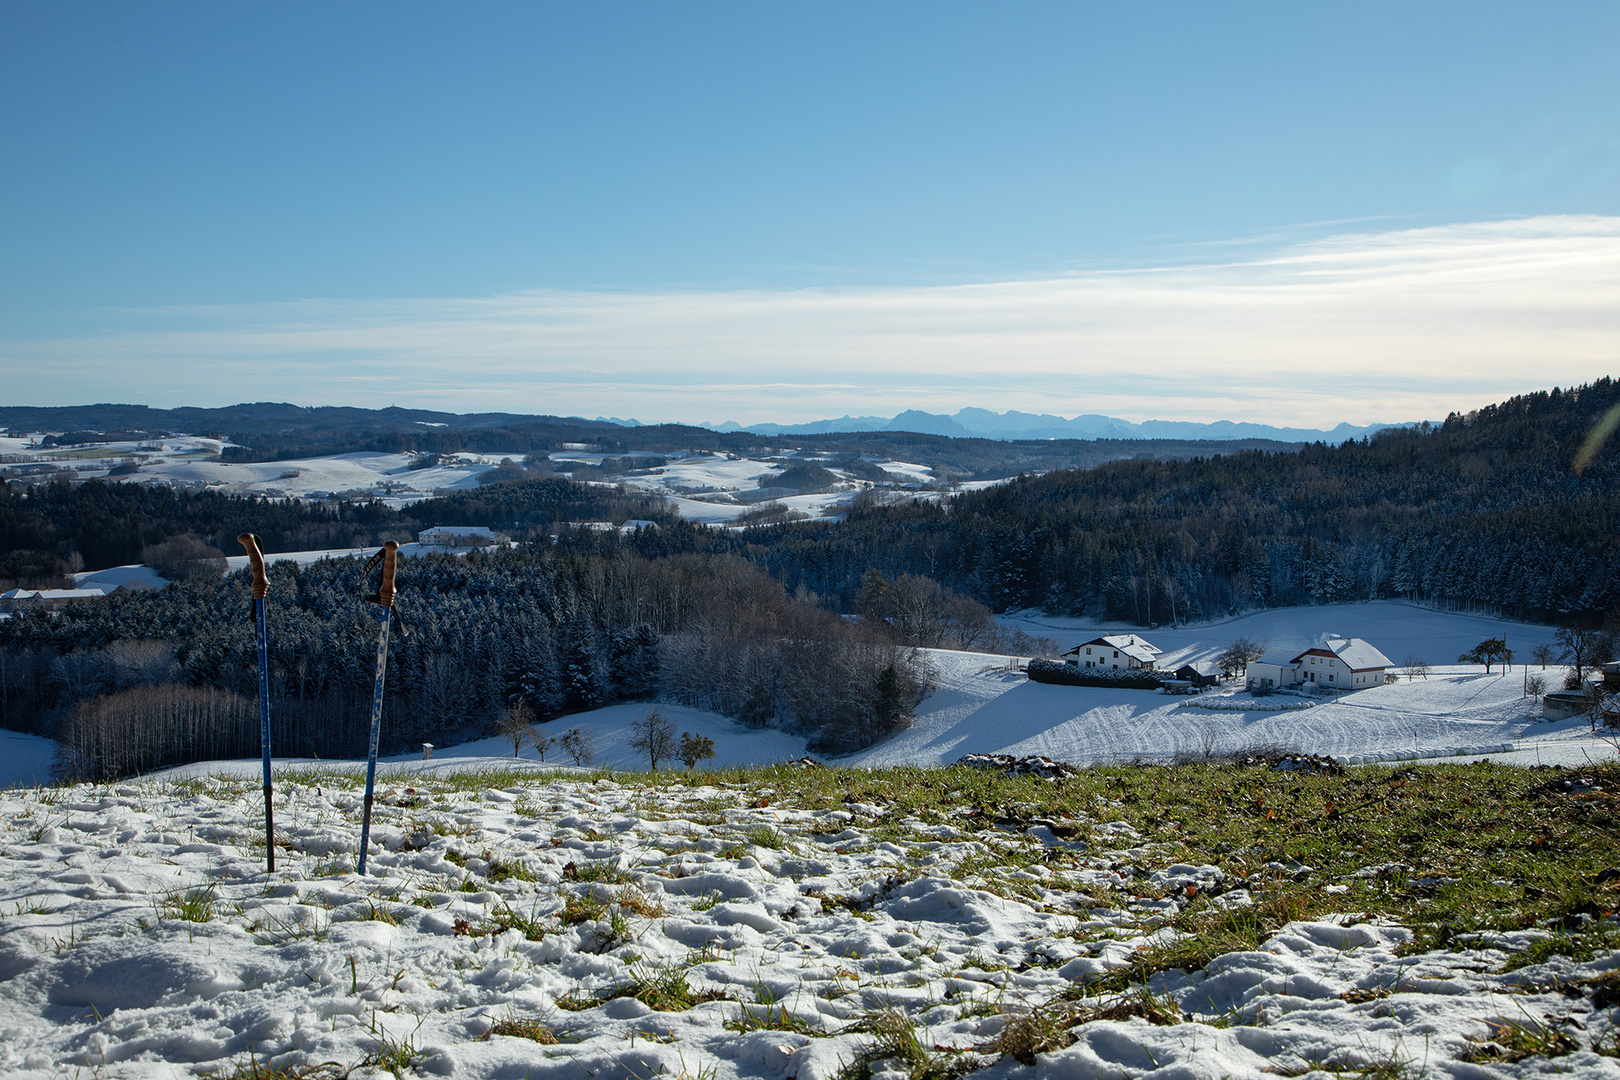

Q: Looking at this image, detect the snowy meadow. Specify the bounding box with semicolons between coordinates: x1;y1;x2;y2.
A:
3;756;1620;1078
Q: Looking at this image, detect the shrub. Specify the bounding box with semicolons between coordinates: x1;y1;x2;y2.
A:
1026;658;1167;690
679;731;716;770
559;727;596;766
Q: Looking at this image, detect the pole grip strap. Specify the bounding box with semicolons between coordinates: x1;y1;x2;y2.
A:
237;533;269;599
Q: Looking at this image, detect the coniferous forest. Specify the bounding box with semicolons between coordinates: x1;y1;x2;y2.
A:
5;541;929;777
748;382;1620;625
2;380;1617;778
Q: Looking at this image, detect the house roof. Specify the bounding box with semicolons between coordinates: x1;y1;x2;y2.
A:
2;588;109;601
1064;634;1160;664
1290;637;1392;671
420;526;499;538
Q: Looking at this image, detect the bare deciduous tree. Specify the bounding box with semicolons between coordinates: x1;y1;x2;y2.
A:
1215;636;1268;679
495;700;536;758
1556;626;1613;683
629;709;677;770
559;727;595;766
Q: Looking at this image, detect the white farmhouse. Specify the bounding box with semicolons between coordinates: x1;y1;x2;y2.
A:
418;526;505;547
1248;637;1392;691
0;587;115;613
1061;634;1161;671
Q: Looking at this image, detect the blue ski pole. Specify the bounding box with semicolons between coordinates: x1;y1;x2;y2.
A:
357;541;401;876
238;533;275;873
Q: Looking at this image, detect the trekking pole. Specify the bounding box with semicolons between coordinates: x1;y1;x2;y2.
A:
356;541;402;875
237;533;275;873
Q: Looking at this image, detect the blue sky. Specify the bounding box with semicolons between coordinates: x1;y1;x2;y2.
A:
3;3;1618;426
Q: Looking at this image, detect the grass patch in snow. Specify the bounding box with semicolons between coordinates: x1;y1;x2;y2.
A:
742;824;788;849
1500;926;1620;971
597;759;1620;947
485;1015;560;1044
157;883;216;923
572;859;631;883
1463;1018;1580;1063
203;1056;349;1080
997;988;1183;1064
1089;890;1317;991
349;900;402;925
482;849;535;883
360;1030;421;1078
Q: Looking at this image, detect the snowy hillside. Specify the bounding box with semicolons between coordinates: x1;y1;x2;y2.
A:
2;603;1610;794
861;649;1613;769
1;434;952;522
1000;599;1560;672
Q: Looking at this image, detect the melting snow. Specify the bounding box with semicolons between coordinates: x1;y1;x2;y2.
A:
1;769;1617;1077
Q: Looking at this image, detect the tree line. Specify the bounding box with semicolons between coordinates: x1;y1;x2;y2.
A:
738;381;1620;628
0;473;679;588
2;539;928;778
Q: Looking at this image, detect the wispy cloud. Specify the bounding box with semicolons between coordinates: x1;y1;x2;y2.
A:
6;215;1618;426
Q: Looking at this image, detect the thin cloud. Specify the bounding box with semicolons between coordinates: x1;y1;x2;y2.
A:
5;215;1617;427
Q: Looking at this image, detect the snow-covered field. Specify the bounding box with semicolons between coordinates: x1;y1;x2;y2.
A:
853;648;1615;770
3;761;1619;1078
1001;600;1561;673
605;451;942;525
6;433;954;522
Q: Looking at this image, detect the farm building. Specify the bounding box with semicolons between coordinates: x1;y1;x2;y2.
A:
1248;637;1393;691
1061;634;1162;671
418;526;505;547
1173;661;1222;688
0;587;115;612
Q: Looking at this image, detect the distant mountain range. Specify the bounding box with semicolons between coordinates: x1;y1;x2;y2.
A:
695;408;1407;444
1;402;1405;447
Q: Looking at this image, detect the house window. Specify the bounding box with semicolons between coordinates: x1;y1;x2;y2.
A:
1113;651;1119;658
1086;647;1091;655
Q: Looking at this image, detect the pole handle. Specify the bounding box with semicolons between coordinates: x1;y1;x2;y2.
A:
237;533;268;599
377;540;399;608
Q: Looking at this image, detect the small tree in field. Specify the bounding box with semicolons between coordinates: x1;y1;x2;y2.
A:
629;709;677;770
1215;636;1268;679
1556;626;1613;683
1531;643;1556;669
531;733;555;762
496;700;537;758
1459;637;1510;675
1402;654;1429;681
559;727;595;766
678;731;716;771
